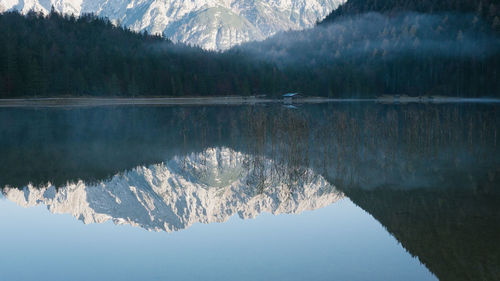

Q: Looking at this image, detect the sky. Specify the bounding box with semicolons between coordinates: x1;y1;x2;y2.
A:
0;198;436;281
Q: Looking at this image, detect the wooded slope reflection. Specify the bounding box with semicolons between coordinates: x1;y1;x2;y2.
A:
0;104;497;189
0;103;498;280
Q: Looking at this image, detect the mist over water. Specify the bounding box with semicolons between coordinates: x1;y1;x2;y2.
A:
238;12;500;67
0;103;497;189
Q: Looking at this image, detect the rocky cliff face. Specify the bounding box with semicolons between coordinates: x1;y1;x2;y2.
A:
2;147;343;232
0;0;344;50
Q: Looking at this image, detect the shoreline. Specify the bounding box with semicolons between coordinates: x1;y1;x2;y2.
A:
0;97;373;107
0;97;498;107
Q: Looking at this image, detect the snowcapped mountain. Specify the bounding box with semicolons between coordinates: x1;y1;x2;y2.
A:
2;147;343;232
0;0;344;50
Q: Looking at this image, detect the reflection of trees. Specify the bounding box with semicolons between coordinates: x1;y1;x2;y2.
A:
243;108;313;195
240;104;498;191
323;105;498;189
2;103;498;279
1;103;498;192
238;104;499;281
344;187;500;281
0;106;242;187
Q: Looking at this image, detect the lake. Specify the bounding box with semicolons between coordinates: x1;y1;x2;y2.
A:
0;102;498;281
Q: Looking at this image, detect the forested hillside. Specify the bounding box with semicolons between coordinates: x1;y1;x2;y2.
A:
0;11;274;97
0;2;499;98
240;12;499;96
320;0;499;32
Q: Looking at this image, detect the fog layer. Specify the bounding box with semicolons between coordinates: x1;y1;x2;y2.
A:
238;12;500;67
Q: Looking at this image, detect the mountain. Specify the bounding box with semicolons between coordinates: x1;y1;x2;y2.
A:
0;0;345;50
1;2;499;98
319;0;499;32
1;147;343;232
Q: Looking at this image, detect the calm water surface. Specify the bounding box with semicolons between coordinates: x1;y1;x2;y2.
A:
0;103;498;281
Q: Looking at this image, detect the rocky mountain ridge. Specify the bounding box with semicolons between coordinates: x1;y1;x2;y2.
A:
0;0;344;50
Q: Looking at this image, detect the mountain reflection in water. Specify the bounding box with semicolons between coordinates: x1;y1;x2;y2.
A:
2;147;342;232
0;103;499;281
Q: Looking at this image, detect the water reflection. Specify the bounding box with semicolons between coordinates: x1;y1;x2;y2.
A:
346;186;500;281
0;103;499;280
1;104;497;190
2;147;342;232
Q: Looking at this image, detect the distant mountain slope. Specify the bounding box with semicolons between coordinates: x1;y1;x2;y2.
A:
320;0;499;32
0;0;344;50
0;10;499;98
239;11;500;96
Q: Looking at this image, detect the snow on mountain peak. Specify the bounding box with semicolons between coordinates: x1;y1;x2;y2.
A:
0;0;345;50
